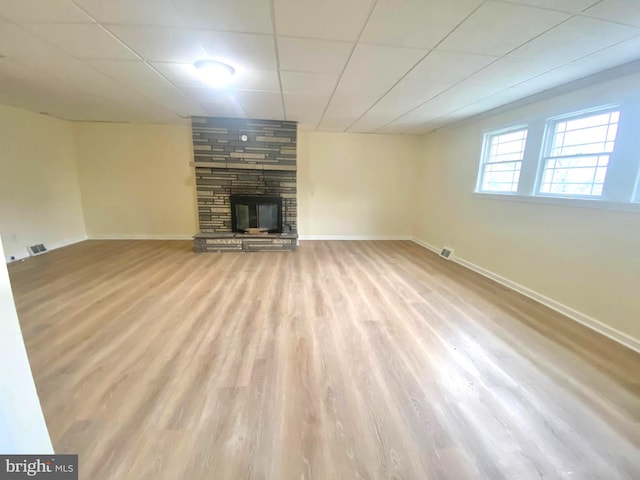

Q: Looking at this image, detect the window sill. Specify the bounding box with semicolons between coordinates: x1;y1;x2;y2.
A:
473;192;640;213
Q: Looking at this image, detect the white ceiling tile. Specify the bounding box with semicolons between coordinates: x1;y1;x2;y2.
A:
232;70;281;91
181;88;285;119
178;86;241;105
84;59;171;87
0;75;138;121
173;0;273;33
583;0;640;28
0;23;70;60
136;85;208;117
191;31;277;70
441;103;495;121
320;45;427;120
0;0;93;23
152;62;280;91
107;96;180;123
280;71;338;96
481;87;542;107
8;54;149;107
25;23;137;59
329;44;427;111
388;107;442;125
396;83;504;121
318;101;367;125
233;91;284;120
413;122;447;134
201;102;247;118
404;50;498;83
0;57;54;81
73;0;183;26
151;62;280;91
439;1;569;55
569;35;640;71
361;0;483;48
506;0;601;13
148;63;206;87
274;0;373;41
507;63;602;97
509;16;640;65
464;56;558;87
283;93;327;124
370;80;453;114
316;117;355;131
107;26;205;63
277;37;352;74
348;111;397;133
18;56;136;97
477;83;562;111
377;121;424;134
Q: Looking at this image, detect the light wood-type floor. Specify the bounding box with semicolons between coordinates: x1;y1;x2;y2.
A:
8;240;640;480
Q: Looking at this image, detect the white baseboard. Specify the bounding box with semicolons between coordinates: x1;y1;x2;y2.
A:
411;237;640;354
299;235;413;241
87;234;194;240
6;235;88;263
411;237;440;254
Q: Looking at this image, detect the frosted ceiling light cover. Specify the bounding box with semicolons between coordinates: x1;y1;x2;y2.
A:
194;59;235;88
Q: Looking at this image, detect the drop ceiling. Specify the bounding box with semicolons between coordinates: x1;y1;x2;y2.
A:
0;0;639;134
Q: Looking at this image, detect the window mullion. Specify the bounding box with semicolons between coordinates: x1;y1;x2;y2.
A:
518;119;544;196
601;101;640;202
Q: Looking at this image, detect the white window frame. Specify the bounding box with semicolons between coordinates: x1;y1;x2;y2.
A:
535;106;621;200
472;99;640;213
476;125;528;195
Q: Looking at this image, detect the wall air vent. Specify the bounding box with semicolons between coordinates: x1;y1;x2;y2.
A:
27;244;47;256
439;247;453;260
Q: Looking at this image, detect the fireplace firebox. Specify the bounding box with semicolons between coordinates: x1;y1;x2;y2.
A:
230;195;283;233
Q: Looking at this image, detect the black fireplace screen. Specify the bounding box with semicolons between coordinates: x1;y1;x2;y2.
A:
230;195;282;233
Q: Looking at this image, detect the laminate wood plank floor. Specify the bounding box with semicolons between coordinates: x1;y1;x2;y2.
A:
8;240;640;480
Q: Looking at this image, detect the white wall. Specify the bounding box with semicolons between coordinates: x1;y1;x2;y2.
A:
416;72;640;349
0;105;86;260
0;236;53;453
73;122;197;239
298;131;421;238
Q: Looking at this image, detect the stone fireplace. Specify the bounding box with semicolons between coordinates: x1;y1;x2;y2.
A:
190;117;298;252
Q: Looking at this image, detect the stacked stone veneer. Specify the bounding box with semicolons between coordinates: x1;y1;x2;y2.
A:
190;117;297;252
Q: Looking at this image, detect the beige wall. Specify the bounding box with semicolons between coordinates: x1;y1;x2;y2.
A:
298;131;420;238
416;73;640;346
73;122;197;238
0;105;86;260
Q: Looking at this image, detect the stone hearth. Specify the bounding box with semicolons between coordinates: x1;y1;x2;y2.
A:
194;232;297;252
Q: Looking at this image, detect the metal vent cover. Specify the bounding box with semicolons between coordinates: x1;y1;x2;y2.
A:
27;244;47;256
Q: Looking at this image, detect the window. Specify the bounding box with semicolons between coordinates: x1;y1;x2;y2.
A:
477;127;527;193
474;100;640;209
539;109;620;197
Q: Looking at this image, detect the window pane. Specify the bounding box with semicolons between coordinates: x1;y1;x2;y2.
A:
540;109;619;198
479;128;527;192
540;155;609;197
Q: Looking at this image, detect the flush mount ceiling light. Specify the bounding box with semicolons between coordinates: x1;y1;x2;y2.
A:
193;59;235;88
